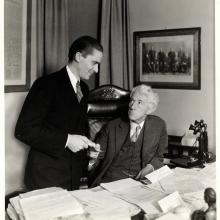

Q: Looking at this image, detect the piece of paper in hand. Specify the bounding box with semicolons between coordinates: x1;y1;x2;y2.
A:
145;165;173;183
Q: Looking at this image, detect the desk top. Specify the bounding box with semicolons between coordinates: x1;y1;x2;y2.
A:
7;163;215;220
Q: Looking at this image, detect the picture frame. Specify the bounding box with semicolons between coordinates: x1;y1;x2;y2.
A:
4;0;32;93
133;28;201;89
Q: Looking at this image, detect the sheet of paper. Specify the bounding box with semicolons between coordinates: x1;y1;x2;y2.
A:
19;189;84;220
158;191;184;213
173;162;216;189
100;178;142;193
9;196;25;220
181;190;207;211
71;189;140;219
19;187;63;199
159;172;205;194
113;185;167;214
6;203;20;220
145;165;173;183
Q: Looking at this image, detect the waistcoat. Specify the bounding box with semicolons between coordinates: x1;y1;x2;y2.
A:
102;127;144;183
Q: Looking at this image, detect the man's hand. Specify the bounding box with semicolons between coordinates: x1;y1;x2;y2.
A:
66;134;97;153
135;164;154;180
88;144;101;158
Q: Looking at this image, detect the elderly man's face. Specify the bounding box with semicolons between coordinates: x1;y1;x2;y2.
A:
128;90;149;124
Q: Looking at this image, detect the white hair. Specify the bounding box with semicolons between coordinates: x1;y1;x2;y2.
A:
130;84;159;114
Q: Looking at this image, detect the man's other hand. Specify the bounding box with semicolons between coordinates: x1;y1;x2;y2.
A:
135;164;154;180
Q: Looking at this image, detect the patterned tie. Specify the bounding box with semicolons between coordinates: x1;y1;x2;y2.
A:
130;125;141;142
76;81;83;102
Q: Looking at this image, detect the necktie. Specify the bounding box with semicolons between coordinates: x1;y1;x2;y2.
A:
130;125;141;142
76;81;83;102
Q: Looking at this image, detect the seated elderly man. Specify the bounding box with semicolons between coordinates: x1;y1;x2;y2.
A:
88;84;168;187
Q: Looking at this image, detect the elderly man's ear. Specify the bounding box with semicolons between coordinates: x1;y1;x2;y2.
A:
146;103;156;114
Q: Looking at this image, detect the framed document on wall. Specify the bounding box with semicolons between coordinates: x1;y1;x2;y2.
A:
4;0;32;93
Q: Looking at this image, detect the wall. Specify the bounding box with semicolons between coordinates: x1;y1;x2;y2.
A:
5;93;29;194
68;0;100;90
129;0;215;152
5;0;100;195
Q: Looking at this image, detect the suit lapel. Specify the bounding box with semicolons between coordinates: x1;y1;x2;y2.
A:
62;68;80;103
115;119;130;155
141;116;155;166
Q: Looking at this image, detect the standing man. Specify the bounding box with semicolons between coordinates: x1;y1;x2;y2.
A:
15;36;103;191
89;84;168;187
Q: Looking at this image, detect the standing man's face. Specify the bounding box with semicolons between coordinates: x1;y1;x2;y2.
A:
78;49;103;80
128;90;149;124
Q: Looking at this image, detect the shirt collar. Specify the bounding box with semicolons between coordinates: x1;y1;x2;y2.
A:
130;120;145;131
66;65;79;92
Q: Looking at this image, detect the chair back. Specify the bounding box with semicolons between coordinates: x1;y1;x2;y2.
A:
87;85;130;140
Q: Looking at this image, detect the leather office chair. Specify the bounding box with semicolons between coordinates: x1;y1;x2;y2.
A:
87;84;130;141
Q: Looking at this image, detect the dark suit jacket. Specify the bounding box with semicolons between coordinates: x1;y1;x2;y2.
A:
89;115;168;187
15;67;89;190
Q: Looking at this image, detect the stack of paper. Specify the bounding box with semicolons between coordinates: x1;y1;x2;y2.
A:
7;187;85;220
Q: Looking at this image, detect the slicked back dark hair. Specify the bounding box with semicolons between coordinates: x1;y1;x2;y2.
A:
68;36;103;62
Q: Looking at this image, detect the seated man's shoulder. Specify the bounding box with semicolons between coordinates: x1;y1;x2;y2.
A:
106;116;128;128
108;117;124;125
148;115;166;125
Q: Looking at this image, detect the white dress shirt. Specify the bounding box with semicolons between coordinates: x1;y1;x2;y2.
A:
66;65;79;93
130;120;145;139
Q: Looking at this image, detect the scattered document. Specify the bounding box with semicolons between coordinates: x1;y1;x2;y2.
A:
6;162;215;220
71;189;140;219
113;185;167;214
100;178;142;193
157;169;205;195
145;165;173;183
181;190;207;211
158;191;184;213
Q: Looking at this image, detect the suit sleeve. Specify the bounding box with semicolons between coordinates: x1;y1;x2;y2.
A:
88;124;110;186
92;124;109;166
149;120;168;169
14;78;67;158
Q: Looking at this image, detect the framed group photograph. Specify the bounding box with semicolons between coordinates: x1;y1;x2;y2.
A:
4;0;32;93
133;27;201;89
